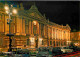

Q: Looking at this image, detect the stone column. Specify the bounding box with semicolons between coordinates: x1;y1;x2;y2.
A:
57;29;58;40
62;30;63;40
69;31;70;45
55;29;56;47
4;15;9;34
32;21;33;34
48;26;50;46
20;18;22;34
2;14;4;32
22;19;26;35
52;28;53;39
37;23;39;35
29;21;31;34
52;28;53;46
62;30;64;46
16;16;21;35
60;30;61;46
39;23;41;35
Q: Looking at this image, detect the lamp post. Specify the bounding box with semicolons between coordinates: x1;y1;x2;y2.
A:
4;4;17;51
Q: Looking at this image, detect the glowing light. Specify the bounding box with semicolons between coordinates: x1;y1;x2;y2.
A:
33;21;37;25
11;5;13;7
39;38;42;41
13;9;17;14
4;6;9;10
6;11;9;14
67;41;71;42
30;37;35;42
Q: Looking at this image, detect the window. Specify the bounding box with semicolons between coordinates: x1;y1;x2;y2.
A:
64;42;66;46
50;41;52;45
59;41;60;46
0;38;3;46
33;25;37;34
42;40;44;45
64;31;65;33
0;15;2;20
53;41;55;46
41;24;44;36
61;42;63;46
25;19;29;34
27;39;29;45
56;41;58;46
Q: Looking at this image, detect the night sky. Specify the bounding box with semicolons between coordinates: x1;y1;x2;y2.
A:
4;1;79;31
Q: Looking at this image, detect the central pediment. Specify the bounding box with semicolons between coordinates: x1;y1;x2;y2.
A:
27;5;46;21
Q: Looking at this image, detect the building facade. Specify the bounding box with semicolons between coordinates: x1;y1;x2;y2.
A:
0;3;71;52
70;32;80;46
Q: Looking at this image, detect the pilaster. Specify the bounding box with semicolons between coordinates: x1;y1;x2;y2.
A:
29;21;31;34
4;15;9;34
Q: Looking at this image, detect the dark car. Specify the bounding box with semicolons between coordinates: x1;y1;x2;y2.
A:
52;47;63;56
13;49;30;57
69;46;80;52
36;47;49;57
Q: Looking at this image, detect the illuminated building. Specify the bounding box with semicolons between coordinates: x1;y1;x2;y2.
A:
70;32;80;46
0;3;71;52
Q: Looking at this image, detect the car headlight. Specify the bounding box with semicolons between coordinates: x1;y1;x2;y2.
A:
61;50;65;53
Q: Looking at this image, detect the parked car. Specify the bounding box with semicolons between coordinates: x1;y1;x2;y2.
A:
36;47;49;57
3;52;13;57
52;47;63;56
12;48;21;54
69;46;80;51
60;46;73;53
27;48;38;56
47;46;53;57
13;49;30;57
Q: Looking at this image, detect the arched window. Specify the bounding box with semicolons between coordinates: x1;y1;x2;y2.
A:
33;25;37;34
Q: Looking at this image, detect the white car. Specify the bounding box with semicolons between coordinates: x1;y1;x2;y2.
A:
61;47;73;53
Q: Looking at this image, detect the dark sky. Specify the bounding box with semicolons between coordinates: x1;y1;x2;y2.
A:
7;1;79;31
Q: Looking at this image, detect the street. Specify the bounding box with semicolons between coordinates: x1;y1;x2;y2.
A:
30;51;80;57
53;51;80;57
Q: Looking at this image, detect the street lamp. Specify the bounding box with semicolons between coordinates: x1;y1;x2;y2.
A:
4;4;17;52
